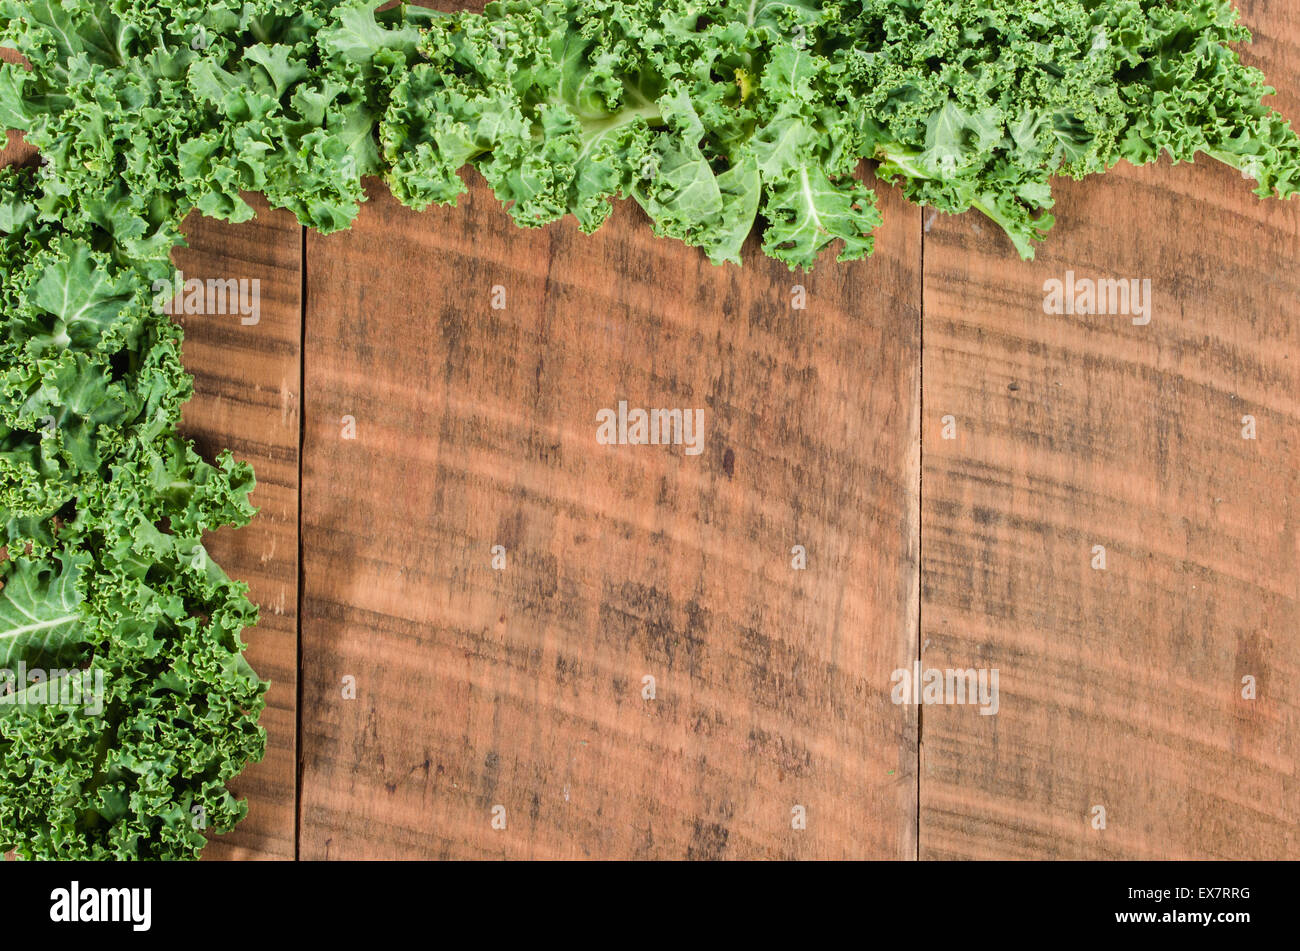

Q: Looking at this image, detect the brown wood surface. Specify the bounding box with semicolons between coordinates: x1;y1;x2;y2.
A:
4;2;1298;861
919;3;1300;859
297;176;921;859
175;203;302;860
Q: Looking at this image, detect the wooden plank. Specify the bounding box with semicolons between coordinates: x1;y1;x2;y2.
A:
175;201;301;860
298;174;921;858
918;2;1300;858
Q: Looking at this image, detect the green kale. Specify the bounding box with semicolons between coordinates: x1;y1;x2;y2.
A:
0;167;264;860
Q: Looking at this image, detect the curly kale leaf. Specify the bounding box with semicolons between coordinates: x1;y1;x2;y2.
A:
4;0;1295;267
0;550;88;671
0;167;265;861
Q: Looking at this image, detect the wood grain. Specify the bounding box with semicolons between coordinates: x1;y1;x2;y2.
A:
918;1;1300;859
174;201;302;860
297;174;921;859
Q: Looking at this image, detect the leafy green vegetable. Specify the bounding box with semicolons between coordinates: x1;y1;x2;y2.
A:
5;0;1296;269
0;166;263;860
0;550;87;670
0;0;1296;858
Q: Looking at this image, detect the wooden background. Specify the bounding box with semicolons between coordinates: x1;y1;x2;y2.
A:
6;2;1300;859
